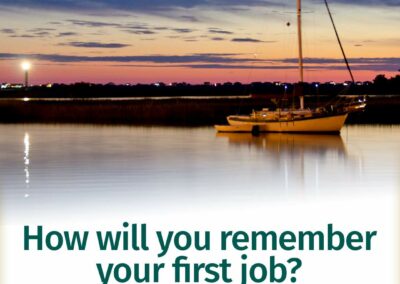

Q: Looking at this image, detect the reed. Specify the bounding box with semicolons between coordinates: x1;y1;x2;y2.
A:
0;97;398;125
0;98;270;126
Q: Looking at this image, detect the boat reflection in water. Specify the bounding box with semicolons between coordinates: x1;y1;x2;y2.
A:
216;132;347;192
216;132;346;157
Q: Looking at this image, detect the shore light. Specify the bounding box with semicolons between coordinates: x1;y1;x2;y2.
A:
21;61;31;87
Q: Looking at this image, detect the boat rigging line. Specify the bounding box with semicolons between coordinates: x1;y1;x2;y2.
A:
324;0;355;83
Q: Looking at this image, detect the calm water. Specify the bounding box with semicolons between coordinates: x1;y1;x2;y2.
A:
0;124;399;218
1;124;399;284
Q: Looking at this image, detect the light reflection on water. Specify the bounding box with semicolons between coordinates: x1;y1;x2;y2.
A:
0;124;398;219
23;133;30;197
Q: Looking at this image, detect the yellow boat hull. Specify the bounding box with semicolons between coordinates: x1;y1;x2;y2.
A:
215;113;348;133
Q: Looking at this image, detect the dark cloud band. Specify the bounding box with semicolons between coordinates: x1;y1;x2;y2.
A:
0;0;284;12
64;42;131;48
0;52;398;71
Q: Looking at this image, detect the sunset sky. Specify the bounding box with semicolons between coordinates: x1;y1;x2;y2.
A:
0;0;399;84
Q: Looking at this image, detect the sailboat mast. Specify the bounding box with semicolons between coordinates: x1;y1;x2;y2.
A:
297;0;304;109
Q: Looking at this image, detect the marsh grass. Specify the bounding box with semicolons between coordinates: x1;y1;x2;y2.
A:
0;98;270;126
0;97;398;125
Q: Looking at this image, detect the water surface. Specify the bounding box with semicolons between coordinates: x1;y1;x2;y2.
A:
0;124;398;217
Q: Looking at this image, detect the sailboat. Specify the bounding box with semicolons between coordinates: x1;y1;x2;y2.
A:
215;0;366;133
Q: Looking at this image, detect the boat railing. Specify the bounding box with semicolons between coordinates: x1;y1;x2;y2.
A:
324;95;367;114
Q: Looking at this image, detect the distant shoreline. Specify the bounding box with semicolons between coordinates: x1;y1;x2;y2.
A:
0;96;398;126
1;76;399;99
